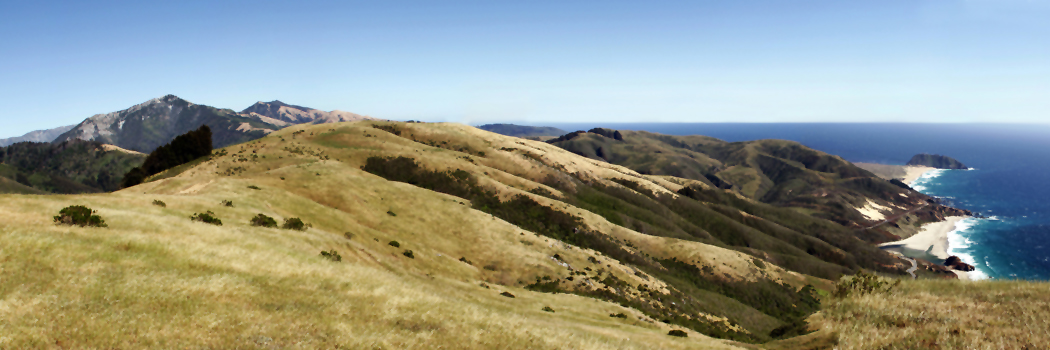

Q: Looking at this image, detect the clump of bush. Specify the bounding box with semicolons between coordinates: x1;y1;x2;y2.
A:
388;241;401;248
386;210;397;216
152;200;166;207
247;185;261;190
459;257;473;265
250;214;278;228
190;211;222;226
500;291;515;298
54;205;107;227
402;250;415;259
320;250;342;262
221;200;234;207
344;232;354;240
833;270;900;298
609;313;627;319
542;306;555;313
281;217;311;231
668;330;688;337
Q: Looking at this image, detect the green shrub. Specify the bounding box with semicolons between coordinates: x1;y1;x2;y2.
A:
282;217;310;231
221;200;234;207
247;185;261;190
500;291;515;298
610;313;627;319
386;210;397;216
833;270;900;298
250;214;278;228
190;211;222;226
402;250;415;259
320;250;342;262
542;306;555;313
344;232;354;240
152;200;166;207
459;257;473;265
53;205;107;227
388;241;400;248
668;330;688;337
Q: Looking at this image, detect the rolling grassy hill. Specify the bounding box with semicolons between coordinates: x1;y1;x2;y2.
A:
2;121;1035;348
547;129;940;231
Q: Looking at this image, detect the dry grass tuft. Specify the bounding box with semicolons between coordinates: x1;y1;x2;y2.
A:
822;278;1050;349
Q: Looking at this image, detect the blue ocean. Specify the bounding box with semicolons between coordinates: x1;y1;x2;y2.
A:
545;123;1050;280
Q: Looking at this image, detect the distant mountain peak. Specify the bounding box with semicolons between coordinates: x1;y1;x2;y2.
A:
52;95;275;153
240;100;376;125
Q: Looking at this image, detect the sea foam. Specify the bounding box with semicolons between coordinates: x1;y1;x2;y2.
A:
947;217;990;280
911;169;946;192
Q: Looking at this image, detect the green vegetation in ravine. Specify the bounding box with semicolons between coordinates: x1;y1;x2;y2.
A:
0;140;145;194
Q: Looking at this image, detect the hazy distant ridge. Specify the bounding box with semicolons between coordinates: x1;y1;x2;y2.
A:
0;124;75;147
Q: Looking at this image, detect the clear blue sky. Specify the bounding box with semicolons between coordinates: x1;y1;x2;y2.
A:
3;0;1049;138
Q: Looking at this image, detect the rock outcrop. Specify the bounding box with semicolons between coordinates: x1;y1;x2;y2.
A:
907;154;968;169
945;256;976;271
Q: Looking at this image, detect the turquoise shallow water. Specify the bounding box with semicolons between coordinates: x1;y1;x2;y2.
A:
542;123;1050;280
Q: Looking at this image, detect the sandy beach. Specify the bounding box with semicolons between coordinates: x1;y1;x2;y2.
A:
880;216;971;280
852;163;935;185
901;166;935;185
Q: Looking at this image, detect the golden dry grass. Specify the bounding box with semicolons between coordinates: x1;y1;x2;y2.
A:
0;121;772;348
821;279;1050;349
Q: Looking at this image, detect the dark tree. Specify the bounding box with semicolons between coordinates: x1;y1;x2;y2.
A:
121;125;212;188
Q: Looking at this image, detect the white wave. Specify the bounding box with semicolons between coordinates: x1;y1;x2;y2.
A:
917;169;947;181
947;217;990;280
911;169;947;193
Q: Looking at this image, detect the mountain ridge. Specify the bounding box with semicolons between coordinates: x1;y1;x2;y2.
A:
240;100;378;125
0;124;76;147
49;95;378;155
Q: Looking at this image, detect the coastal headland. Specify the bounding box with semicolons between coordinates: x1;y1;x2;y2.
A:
856;162;975;280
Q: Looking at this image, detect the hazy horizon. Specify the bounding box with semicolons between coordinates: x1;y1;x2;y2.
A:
3;0;1049;138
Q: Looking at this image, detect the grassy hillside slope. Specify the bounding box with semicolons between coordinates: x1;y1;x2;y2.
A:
3;121;1043;348
2;121;830;348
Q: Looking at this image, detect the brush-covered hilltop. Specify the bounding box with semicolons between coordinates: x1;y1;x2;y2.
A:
2;121;1046;348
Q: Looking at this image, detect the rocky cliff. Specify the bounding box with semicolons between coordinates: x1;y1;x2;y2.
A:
906;154;968;169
